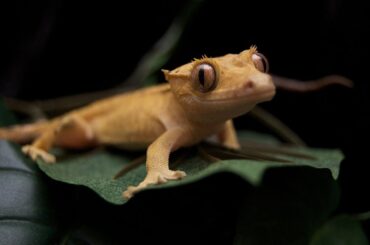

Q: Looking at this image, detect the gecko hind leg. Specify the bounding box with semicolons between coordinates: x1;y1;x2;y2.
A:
22;114;95;163
54;115;95;149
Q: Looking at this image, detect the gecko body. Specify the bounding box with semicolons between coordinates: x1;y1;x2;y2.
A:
0;47;275;198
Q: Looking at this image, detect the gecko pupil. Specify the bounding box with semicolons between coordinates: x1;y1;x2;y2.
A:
198;68;205;87
192;63;217;92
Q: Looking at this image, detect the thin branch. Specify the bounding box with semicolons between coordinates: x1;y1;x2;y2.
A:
240;141;316;160
197;145;221;163
3;97;46;121
113;155;146;180
249;106;307;146
201;142;291;163
170;149;193;169
272;74;353;92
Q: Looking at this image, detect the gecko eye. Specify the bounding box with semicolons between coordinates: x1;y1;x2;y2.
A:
192;63;217;92
252;53;269;73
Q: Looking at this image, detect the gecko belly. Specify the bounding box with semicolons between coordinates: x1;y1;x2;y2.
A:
90;111;166;150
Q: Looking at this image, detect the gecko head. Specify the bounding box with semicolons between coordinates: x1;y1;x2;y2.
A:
162;46;276;122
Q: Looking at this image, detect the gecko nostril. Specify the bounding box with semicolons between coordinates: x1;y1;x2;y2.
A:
245;81;254;90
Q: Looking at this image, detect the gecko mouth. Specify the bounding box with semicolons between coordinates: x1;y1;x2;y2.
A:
196;80;276;104
205;89;275;103
187;88;275;107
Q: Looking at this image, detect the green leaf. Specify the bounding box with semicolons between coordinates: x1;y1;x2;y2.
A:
310;215;369;245
34;140;343;244
36;132;343;205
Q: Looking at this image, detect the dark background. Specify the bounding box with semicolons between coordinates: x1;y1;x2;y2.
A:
0;0;369;218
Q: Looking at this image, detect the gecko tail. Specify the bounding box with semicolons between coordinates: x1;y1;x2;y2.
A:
0;120;49;144
272;74;353;92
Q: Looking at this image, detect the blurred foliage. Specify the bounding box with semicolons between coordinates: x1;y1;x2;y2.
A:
0;100;58;244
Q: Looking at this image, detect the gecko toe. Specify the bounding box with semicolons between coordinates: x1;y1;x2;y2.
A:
123;184;148;199
157;175;168;184
123;187;135;199
163;170;186;180
174;170;186;178
122;170;187;200
22;145;56;163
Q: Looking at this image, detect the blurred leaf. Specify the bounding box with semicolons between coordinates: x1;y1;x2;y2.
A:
234;166;340;245
0;101;58;244
310;215;369;245
0;99;17;126
125;0;206;87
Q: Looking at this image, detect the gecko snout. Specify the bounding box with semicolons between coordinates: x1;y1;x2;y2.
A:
238;74;275;102
247;73;275;91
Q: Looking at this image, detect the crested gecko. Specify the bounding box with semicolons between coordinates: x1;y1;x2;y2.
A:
0;46;275;199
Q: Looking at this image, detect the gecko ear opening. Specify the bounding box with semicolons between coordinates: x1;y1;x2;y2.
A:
161;69;170;81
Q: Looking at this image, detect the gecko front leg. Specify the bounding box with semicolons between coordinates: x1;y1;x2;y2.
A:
218;120;241;150
123;127;190;199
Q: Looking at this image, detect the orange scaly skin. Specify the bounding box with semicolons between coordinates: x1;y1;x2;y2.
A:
0;47;275;199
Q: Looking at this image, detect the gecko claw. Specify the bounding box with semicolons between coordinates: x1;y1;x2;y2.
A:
22;145;56;163
123;186;136;199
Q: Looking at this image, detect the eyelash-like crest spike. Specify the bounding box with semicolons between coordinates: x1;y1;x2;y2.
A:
249;45;258;54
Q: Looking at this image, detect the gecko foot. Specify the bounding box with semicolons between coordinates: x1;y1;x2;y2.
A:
123;169;186;199
22;145;56;163
223;141;241;150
